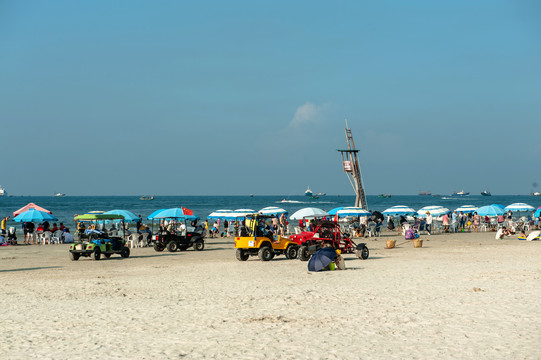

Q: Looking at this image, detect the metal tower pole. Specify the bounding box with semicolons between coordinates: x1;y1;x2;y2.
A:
337;123;367;209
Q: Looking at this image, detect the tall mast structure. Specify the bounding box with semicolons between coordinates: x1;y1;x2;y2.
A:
337;121;367;209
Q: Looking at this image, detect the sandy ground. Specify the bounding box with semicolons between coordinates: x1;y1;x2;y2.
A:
1;230;540;360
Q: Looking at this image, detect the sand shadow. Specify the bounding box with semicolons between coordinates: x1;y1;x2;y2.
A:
0;266;63;273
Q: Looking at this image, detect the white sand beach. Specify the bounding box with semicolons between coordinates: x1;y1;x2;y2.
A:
1;232;540;359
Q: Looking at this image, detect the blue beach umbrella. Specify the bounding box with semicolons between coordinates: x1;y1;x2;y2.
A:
147;209;166;220
308;247;337;272
534;207;541;218
382;205;416;217
153;208;199;221
104;210;140;222
13;209;58;222
491;204;505;209
476;205;506;217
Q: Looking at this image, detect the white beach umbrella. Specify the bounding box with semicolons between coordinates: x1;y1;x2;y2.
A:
454;205;478;214
289;207;328;220
526;230;540;241
382;205;416;217
233;209;255;216
504;203;535;212
417;206;451;217
258;207;288;216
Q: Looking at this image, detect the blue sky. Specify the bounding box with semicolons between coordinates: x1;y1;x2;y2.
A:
1;0;540;196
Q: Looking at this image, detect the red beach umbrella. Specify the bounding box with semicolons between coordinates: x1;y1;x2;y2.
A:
13;202;53;217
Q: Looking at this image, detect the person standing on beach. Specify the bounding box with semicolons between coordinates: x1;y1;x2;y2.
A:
1;216;8;235
26;221;35;244
279;213;287;235
425;212;433;235
473;212;480;232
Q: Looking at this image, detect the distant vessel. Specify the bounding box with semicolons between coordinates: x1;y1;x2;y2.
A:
530;192;541;196
140;195;155;200
305;187;313;197
0;185;7;197
316;192;326;196
481;190;491;196
419;191;432;196
249;194;254;197
378;194;391;198
452;190;470;196
54;192;66;197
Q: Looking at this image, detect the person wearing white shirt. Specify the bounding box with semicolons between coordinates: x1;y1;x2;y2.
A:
425;211;433;235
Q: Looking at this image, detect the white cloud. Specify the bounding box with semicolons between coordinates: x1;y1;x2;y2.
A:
290;101;323;127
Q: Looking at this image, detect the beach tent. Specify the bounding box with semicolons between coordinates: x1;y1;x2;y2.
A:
13;209;58;222
454;205;478;214
382;205;416;217
104;210;140;222
258;207;288;216
504;203;535;212
476;205;505;217
417;206;451;217
327;207;371;217
13;203;52;217
289;207;328;220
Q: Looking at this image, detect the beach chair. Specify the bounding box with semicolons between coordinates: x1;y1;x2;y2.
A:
140;233;150;247
41;231;53;245
127;233;140;248
51;230;63;244
366;223;376;237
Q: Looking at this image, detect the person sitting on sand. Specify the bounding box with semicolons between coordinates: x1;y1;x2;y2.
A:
496;226;510;240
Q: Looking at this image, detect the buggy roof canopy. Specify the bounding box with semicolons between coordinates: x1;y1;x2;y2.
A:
74;214;125;221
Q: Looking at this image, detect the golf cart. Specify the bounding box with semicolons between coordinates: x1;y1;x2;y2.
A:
152;215;205;252
234;213;299;261
289;220;369;261
69;214;130;261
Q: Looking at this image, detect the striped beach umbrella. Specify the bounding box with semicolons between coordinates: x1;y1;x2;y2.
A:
258;207;288;216
454;205;478;214
382;205;417;217
504;203;535;212
417;206;451;217
327;207;370;217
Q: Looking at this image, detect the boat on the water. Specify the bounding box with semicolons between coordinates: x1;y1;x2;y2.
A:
316;192;326;196
481;190;491;196
452;190;470;196
0;185;6;197
530;192;541;196
140;195;155;200
378;193;391;198
305;187;313;197
419;191;432;196
54;192;66;197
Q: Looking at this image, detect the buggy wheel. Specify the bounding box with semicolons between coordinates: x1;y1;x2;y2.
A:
167;241;178;252
91;248;101;261
104;253;112;258
236;248;249;261
258;246;274;261
153;242;164;252
285;245;298;259
356;245;369;260
193;240;204;251
121;247;130;258
298;246;311;261
69;252;80;261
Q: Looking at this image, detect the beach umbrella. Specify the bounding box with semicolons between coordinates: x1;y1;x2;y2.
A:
290;207;328;220
534;207;541;218
476;205;506;217
207;210;235;220
526;230;541;241
147;209;166;220
417;206;451;217
152;208;197;219
382;205;416;217
504;203;535;212
327;207;370;217
13;202;52;217
13;209;58;222
454;205;478;214
104;210;140;222
307;247;337;272
491;204;505;209
233;209;255;217
258;207;288;216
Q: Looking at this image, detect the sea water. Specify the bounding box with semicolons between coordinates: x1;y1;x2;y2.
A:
0;195;539;230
